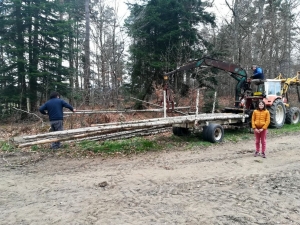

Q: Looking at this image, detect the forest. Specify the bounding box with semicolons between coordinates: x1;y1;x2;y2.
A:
0;0;299;120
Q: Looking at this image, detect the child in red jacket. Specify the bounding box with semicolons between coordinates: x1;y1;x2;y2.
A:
251;101;270;158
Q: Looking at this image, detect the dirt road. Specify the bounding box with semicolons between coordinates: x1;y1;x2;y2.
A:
1;133;300;225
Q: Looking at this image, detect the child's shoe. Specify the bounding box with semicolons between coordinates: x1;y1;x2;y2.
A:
261;153;266;158
254;151;259;157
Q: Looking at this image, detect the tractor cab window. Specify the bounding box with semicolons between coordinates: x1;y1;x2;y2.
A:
251;80;265;96
257;83;264;93
265;81;281;96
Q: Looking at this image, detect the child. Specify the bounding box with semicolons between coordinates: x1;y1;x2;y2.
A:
251;100;270;158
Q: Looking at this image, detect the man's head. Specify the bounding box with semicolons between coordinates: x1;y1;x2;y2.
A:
252;65;257;70
50;91;60;99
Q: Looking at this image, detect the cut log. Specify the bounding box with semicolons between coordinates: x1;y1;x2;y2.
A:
68;126;171;142
63;107;190;114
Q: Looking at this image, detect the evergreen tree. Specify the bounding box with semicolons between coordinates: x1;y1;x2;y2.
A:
0;0;84;115
125;0;215;99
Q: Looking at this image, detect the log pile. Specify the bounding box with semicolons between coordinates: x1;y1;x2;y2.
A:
12;116;183;147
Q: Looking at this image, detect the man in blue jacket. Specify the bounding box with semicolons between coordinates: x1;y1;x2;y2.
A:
251;65;264;80
39;91;76;149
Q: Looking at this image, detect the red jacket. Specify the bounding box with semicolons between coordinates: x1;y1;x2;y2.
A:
252;109;270;129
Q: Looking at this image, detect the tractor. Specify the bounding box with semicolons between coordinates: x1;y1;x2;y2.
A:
163;57;300;128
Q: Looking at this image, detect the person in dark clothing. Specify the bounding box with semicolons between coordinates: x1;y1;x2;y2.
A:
39;91;76;149
251;65;264;80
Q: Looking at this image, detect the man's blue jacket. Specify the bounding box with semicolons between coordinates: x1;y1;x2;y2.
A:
39;98;74;121
252;67;264;79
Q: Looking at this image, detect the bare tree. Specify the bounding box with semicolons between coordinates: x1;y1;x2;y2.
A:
89;0;126;108
84;0;91;104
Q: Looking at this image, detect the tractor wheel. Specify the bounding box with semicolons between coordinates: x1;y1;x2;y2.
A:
268;99;286;128
285;107;300;124
172;127;190;136
203;123;224;143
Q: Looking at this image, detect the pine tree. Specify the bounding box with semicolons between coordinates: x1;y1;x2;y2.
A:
125;0;215;100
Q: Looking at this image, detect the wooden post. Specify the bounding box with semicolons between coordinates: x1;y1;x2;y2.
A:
26;98;30;112
196;89;199;116
163;90;167;118
212;91;217;113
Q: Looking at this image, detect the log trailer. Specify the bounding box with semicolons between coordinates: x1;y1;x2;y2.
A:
163;57;300;142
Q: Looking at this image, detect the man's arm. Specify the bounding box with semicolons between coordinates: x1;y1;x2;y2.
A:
62;100;75;112
253;67;263;76
39;104;47;115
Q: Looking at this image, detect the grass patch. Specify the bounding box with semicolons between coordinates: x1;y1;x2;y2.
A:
223;123;300;142
0;141;16;152
78;137;161;155
167;133;212;149
224;128;251;142
268;123;300;135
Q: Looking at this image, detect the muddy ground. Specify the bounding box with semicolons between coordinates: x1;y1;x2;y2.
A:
1;132;300;225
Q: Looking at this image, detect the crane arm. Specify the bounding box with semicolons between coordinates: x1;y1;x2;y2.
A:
163;57;249;107
279;72;300;95
164;57;247;79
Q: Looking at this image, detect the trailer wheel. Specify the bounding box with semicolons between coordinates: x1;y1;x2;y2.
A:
285;107;300;124
172;127;190;136
204;124;224;143
202;126;208;140
246;110;254;130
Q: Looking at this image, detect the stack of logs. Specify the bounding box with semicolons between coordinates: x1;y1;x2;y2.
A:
12;115;197;148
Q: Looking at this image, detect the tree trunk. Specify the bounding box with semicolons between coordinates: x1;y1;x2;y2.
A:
84;0;91;105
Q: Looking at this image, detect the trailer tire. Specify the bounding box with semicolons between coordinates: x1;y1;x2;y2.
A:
285;107;300;124
268;99;286;128
202;126;208;140
247;110;254;129
172;127;190;136
204;124;224;143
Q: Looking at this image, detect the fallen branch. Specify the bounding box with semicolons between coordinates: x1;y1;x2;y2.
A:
12;107;45;125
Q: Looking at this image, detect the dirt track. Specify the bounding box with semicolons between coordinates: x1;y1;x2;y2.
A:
1;133;300;225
